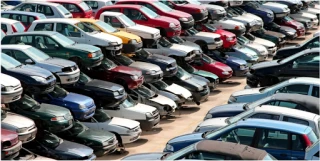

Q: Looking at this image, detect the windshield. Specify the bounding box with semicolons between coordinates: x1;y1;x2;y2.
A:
165;145;195;160
185;28;199;36
25;47;50;62
119;14;136;27
102;58;117;69
152;80;168;90
202;54;215;64
283;16;293;22
51;33;75;46
122;95;137;108
260;80;290;93
187;0;201;5
114;55;134;65
78;72;92;84
167;36;185;44
95;20;117;33
75;22;98;33
176;66;192;79
136;49;151;58
93;110;112;122
245;96;271;109
279;51;307;64
57;4;71;15
182;63;197;73
12;95;40;110
153;1;173;12
13;22;25;32
49;85;69;98
70;122;88;135
172;0;188;5
141;6;158;19
79;2;90;11
1;53;22;69
226;108;255;124
133;85;155;98
238;35;250;44
40;133;61;149
159;37;173;47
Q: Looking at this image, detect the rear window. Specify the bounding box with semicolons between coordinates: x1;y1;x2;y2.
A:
308;131;319;144
56;5;71;16
13;22;25;32
79;2;90;11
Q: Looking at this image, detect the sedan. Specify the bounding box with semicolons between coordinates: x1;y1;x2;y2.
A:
237;35;268;62
264;22;298;40
1;129;22;160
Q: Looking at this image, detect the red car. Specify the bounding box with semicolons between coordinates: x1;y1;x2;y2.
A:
192;54;233;81
116;0;194;29
275;16;305;37
194;23;237;49
85;58;144;89
48;0;93;18
1;129;22;160
160;0;208;22
95;4;181;37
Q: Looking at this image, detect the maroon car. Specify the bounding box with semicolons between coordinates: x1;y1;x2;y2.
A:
116;0;194;29
275;16;306;37
1;129;22;160
160;0;208;22
85;58;144;89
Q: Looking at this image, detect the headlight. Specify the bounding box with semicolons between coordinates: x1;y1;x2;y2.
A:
222;71;229;75
145;112;153;120
179;17;188;21
229;96;237;102
146;70;156;75
165;144;174;151
16;127;28;133
129;39;137;44
169;23;175;28
87;52;96;58
51;116;65;121
113;91;120;96
78;104;87;109
226;37;233;41
239;65;245;70
31;76;47;83
131;75;139;80
109;42;118;46
267;13;273;17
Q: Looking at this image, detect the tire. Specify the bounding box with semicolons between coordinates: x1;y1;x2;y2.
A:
111;132;123;147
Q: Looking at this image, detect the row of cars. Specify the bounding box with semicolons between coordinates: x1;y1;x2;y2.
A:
0;0;319;160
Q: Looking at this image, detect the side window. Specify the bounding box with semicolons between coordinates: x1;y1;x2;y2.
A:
291;134;305;151
12;50;31;63
283;116;309;126
56;23;80;37
220;127;256;146
64;3;81;12
124;8;145;20
85;1;98;9
306;37;320;48
186;152;225;160
1;24;8;33
35;36;47;49
277;84;310;95
14;3;36;12
250;113;280;120
20;36;33;45
315;152;320;157
138;2;157;12
104;16;122;28
37;5;54;16
257;129;289;150
293;52;319;69
278;101;299;108
34;23;54;31
160;1;174;8
312;86;319;98
43;36;59;49
1;13;10;18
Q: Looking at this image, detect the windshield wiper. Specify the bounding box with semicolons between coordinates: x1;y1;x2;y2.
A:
15;64;23;68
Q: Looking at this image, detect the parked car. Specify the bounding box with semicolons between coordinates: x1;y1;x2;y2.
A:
85;58;144;90
247;48;320;87
1;31;104;69
95;5;181;37
82;109;142;145
184;0;227;21
1;29;6;40
237;35;268;62
200;0;228;8
123;140;274;160
1;53;56;94
305;140;320;160
84;0;114;16
163;66;210;105
1;129;22;160
74;18;143;53
231;77;320;104
116;0;195;29
28;19;123;56
97;11;161;48
207;16;246;36
34;85;96;120
8;94;74;132
225;7;261;32
48;0;93;18
12;147;58;161
2;45;80;85
164;118;318;160
204;93;320;120
195;105;320;136
207;51;249;76
23;131;96;160
102;96;160;131
166;35;203;53
1;73;23;104
1;11;46;30
159;0;208;22
274;34;320;59
229;6;264;29
1;1;15;11
244;33;277;56
251;28;286;48
302;6;320;21
128;85;177;116
1;110;37;143
274;16;306;37
241;1;274;24
290;11;318;28
57;121;118;157
256;0;290;18
1;18;25;35
274;0;303;13
264;22;298;40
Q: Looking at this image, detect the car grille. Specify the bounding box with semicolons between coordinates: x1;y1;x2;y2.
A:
46;75;54;81
214;37;221;42
152;110;159;116
62;65;78;72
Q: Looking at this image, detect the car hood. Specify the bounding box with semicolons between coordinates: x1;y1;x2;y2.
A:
122;153;163;160
129;61;161;72
245;43;267;55
170;44;194;53
199;117;228;128
112;30;141;42
79;129;113;142
37;103;70;117
292;11;317;19
11;65;52;78
108;117;139;129
147;54;175;65
193;70;219;80
1;73;20;86
227;56;247;65
165;83;192;99
231;15;255;24
56;140;93;157
111;66;142;76
127;103;156;113
68;44;100;53
210;61;232;71
235;46;259;58
261;2;289;13
62;93;94;107
181;76;208;89
90;32;122;44
168;132;202;144
232;88;262;97
304;7;320;14
201;4;226;11
280;26;297;33
129;24;160;35
167;9;191;18
150;95;177;109
218;18;246;27
2;112;34;128
253;37;276;48
208;103;246;114
195;32;220;39
42;58;76;68
265;30;286;38
86;79;122;92
251;60;279;70
155;16;180;26
181;41;202;51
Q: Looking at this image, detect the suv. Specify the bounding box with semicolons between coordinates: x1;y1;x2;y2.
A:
1;18;25;35
48;0;93;18
95;4;181;37
1;11;46;30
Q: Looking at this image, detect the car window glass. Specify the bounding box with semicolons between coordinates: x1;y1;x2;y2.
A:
292;134;305;151
104;8;121;12
85;1;98;9
250;113;280;120
56;23;81;37
160;1;174;8
312;86;319;98
306;37;320;48
1;13;10;18
277;84;310;95
278;101;299;108
34;36;47;49
315;152;320;157
1;24;8;33
124;8;147;21
14;3;36;12
139;2;157;13
63;3;81;13
293;52;320;69
220;127;256;146
186;151;225;160
34;23;54;31
12;50;30;63
10;35;32;45
257;129;289;150
283;116;309;126
104;16;121;28
75;22;95;33
37;5;54;16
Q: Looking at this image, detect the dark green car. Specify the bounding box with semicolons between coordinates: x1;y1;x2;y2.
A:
56;121;118;157
8;95;74;132
1;31;104;69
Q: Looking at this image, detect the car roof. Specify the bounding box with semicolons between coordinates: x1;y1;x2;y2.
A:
237;119;311;134
103;4;143;9
118;0;157;2
21;1;61;6
8;31;59;36
1;44;32;50
193;140;268;160
33;18;80;24
1;11;45;17
100;11;123;16
48;0;82;4
0;18;20;24
287;77;320;85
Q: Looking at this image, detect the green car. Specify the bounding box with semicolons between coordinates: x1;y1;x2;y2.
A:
56;121;118;157
1;31;104;69
8;95;74;132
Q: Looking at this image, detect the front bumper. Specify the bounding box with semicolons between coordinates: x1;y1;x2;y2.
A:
75;106;96;120
1;87;23;104
56;69;80;85
143;72;163;83
2;141;22;159
275;12;290;18
25;79;56;94
208;40;223;50
128;76;144;90
267;46;277;56
18;127;37;143
246;72;260;87
180;19;195;29
192;86;210;103
136;115;160;131
121;129;142;144
192;11;208;22
122;41;143;53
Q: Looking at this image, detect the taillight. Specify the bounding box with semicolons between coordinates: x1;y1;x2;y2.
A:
36;16;39;20
302;134;312;147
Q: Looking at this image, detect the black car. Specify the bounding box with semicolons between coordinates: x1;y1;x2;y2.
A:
264;22;298;40
274;35;320;60
125;49;178;77
247;48;319;87
251;28;286;48
1;53;56;94
274;0;302;13
62;72;127;108
23;131;96;160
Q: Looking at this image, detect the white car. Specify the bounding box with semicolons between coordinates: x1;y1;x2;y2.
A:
11;2;73;18
99;11;161;47
1;73;23;104
225;7;262;32
82;110;142;144
244;33;277;56
184;0;227;20
102;96;160;131
208;17;246;36
290;11;319;27
305;140;320;160
1;18;25;35
28;18;123;55
237;35;268;61
1;1;14;11
230;7;264;29
84;0;113;16
1;111;37;143
194;105;320;136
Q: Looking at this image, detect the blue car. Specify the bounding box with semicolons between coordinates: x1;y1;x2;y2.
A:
34;85;96;120
164;119;318;160
241;2;275;24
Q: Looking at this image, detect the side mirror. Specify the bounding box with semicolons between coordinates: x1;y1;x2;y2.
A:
25;59;34;64
54;44;59;49
141;16;148;21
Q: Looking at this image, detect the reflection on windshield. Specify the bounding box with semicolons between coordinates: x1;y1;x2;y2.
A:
70;122;87;135
25;47;51;62
119;14;136;27
153;1;173;12
122;95;137;108
76;22;97;33
133;85;155;98
158;37;173;48
141;6;158;18
136;49;151;58
202;54;215;64
49;85;69;98
78;72;92;84
238;36;250;44
40;133;61;149
11;95;40;110
1;53;23;69
102;58;117;69
95;20;117;33
52;33;75;46
152;80;168;90
176;66;192;80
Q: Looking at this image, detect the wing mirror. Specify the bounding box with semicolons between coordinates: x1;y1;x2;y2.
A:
25;59;34;64
54;44;59;49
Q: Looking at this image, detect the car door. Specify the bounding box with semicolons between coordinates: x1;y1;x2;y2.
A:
283;52;319;78
55;23;85;44
34;35;63;59
36;4;55;19
218;127;257;146
123;8;150;27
